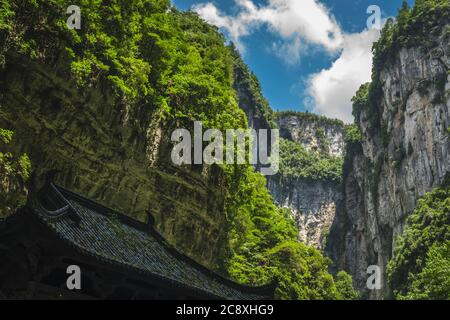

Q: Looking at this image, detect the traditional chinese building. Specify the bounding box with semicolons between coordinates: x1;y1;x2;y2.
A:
0;183;275;300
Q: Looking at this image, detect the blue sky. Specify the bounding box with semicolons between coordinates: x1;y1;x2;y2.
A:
172;0;414;122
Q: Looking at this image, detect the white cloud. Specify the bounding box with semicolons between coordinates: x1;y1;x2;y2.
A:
193;0;381;123
270;37;303;65
193;0;343;62
307;28;380;123
193;3;249;40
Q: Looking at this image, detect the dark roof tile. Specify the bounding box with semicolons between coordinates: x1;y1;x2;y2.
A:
31;184;274;300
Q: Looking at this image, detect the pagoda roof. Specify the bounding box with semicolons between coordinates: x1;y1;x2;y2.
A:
20;183;274;300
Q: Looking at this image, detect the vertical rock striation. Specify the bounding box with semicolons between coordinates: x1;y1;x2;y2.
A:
328;22;450;299
268;177;341;249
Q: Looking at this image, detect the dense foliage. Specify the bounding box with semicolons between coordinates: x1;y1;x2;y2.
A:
278;138;343;183
396;242;450;300
0;0;246;129
335;271;359;300
344;124;363;146
387;180;450;300
224;165;355;299
0;0;356;299
273;111;344;185
372;0;449;71
0;129;32;217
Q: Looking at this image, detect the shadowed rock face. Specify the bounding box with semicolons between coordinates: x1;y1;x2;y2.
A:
0;56;229;271
327;31;450;299
267;113;345;249
268;177;341;249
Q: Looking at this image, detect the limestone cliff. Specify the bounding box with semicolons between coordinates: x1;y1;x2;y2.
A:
268;177;341;249
277;113;345;157
268;112;344;249
327;10;450;298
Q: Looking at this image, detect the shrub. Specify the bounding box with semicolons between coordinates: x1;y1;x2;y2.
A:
278;138;343;183
335;271;359;300
0;129;32;217
387;181;450;299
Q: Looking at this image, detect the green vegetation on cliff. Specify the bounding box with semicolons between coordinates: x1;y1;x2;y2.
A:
344;124;363;146
230;44;275;129
0;129;31;217
225;165;354;299
278;138;343;183
0;0;355;299
346;0;450;209
372;0;449;71
1;0;246;128
350;82;370;123
387;179;450;300
352;0;449;131
274;111;344;184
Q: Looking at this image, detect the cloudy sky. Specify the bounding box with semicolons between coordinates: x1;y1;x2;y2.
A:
172;0;414;123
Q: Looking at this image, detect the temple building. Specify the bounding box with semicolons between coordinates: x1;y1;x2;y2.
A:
0;183;275;300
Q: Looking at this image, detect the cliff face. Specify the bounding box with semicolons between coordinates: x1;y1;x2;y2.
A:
0;55;229;271
277;114;345;157
268;113;344;249
268;177;341;248
328;26;450;298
